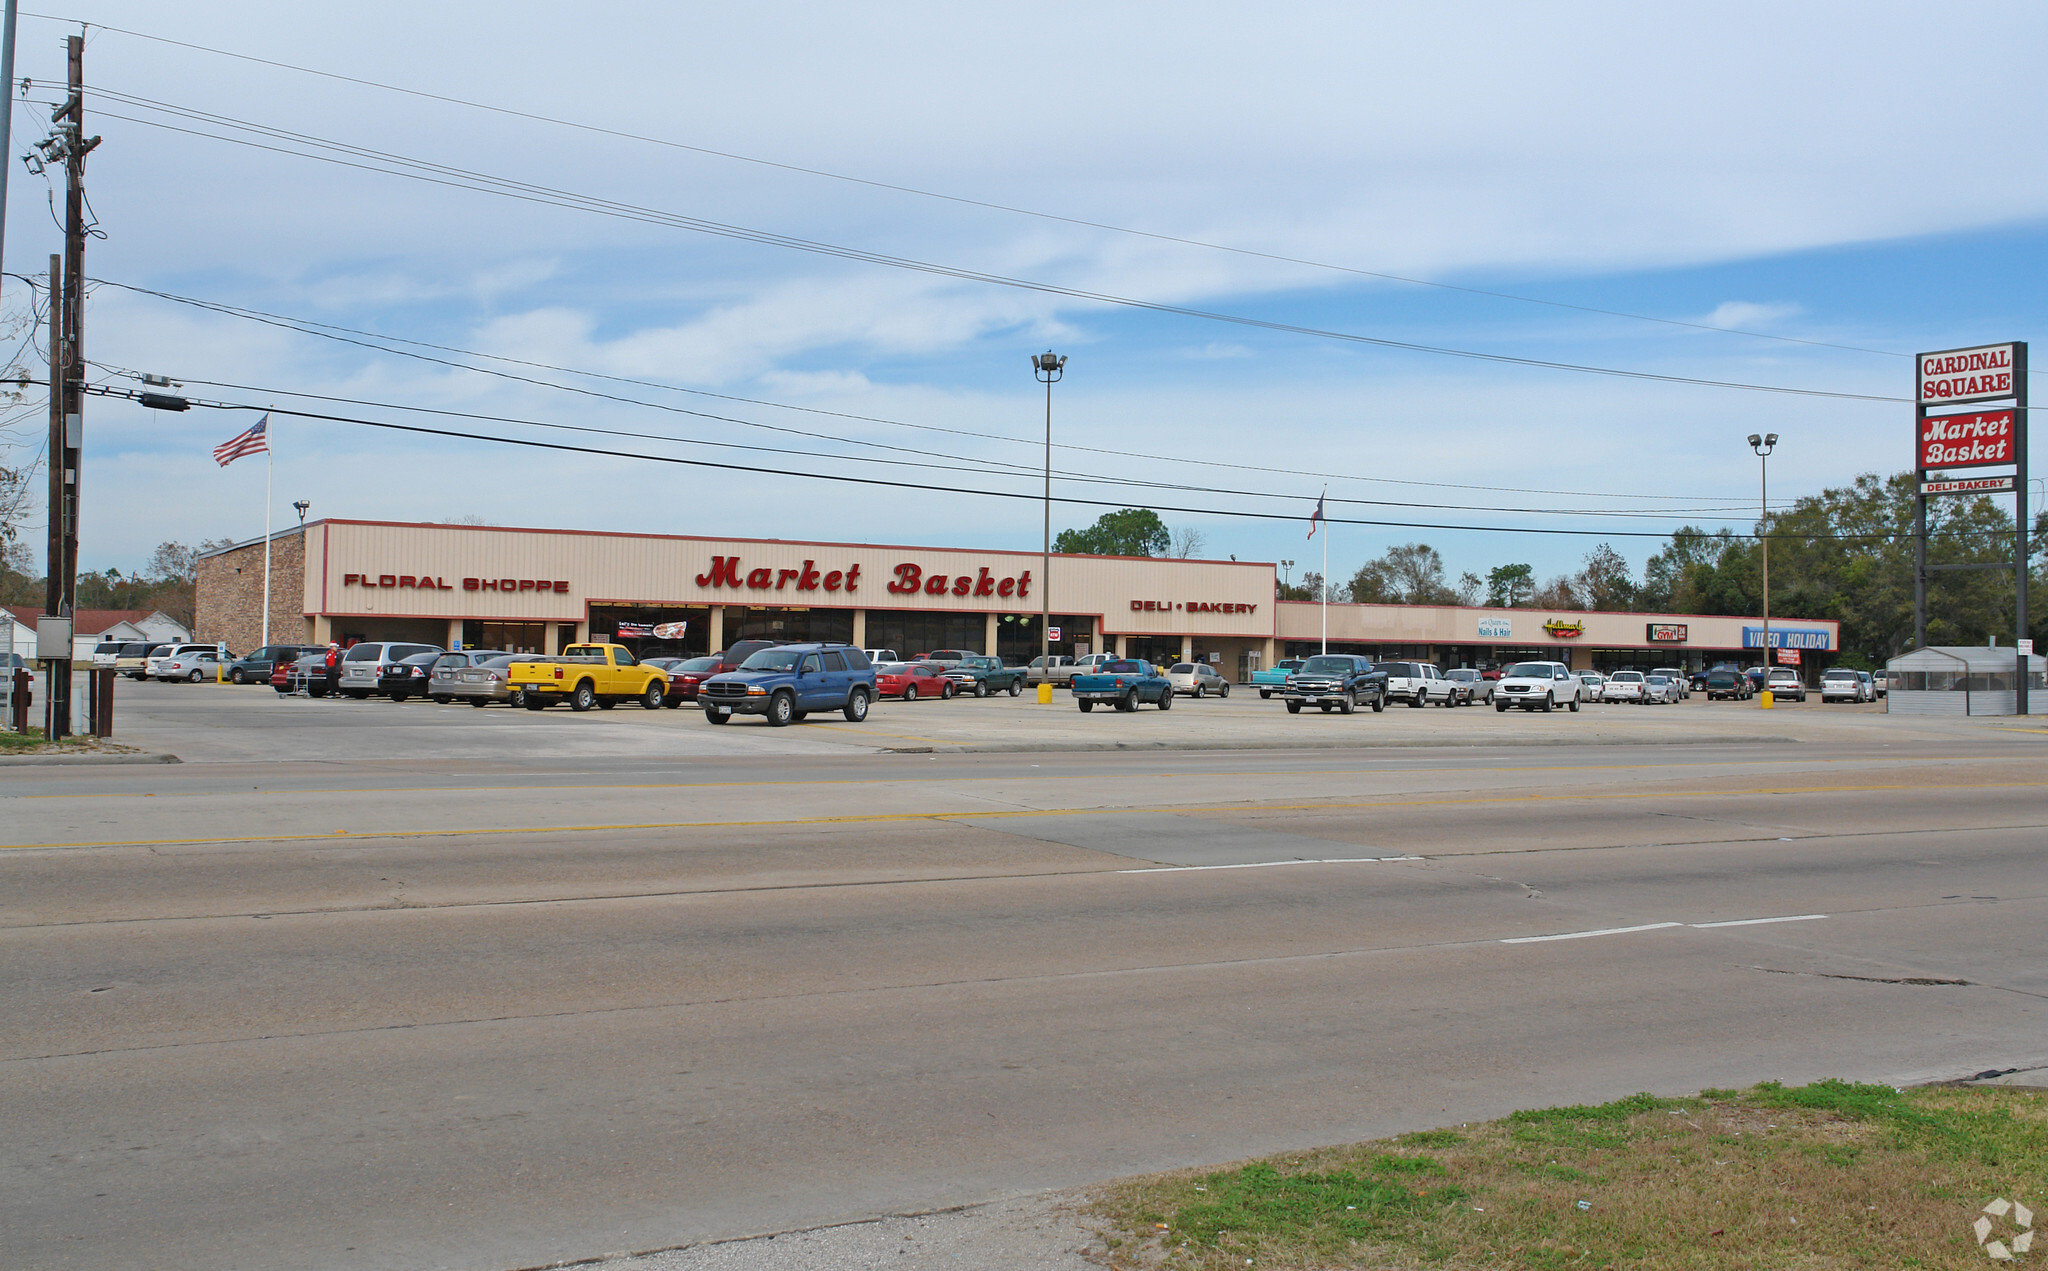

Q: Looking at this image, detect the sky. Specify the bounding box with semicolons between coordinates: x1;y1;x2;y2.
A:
2;1;2044;593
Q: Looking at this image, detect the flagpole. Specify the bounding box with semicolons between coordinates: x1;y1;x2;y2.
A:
261;419;272;651
1319;487;1328;654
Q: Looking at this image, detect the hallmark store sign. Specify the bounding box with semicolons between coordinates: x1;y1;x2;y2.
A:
1918;344;2018;405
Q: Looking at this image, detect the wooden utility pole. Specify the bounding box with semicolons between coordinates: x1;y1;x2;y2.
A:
42;34;96;736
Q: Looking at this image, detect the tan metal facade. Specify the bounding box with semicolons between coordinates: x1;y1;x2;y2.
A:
261;520;1838;667
302;519;1274;637
1274;601;1837;654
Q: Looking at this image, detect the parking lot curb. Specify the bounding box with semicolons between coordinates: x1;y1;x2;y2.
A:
0;751;182;766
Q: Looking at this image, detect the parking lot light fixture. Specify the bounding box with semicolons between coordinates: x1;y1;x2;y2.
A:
1749;433;1777;700
1032;351;1065;699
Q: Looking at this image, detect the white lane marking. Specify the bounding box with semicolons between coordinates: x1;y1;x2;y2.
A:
1501;921;1683;944
1117;855;1420;875
1504;914;1829;944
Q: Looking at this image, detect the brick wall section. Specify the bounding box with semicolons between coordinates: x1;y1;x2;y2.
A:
195;531;309;652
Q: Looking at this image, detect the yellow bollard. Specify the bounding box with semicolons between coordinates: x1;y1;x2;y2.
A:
1036;681;1053;704
1759;689;1774;709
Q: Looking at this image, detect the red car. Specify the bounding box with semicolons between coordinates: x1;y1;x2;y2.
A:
875;661;955;701
648;655;721;706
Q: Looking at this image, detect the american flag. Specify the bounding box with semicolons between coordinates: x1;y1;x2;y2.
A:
1306;490;1325;539
213;415;269;467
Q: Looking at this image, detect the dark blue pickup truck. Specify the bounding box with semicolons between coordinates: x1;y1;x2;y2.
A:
1278;654;1386;715
697;642;877;726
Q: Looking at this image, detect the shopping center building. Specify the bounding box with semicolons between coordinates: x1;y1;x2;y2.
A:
196;519;1839;677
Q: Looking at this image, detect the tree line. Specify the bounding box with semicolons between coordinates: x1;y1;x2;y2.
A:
1;539;233;631
1062;476;2047;670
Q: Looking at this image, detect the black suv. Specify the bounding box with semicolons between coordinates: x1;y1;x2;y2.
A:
1279;654;1387;714
698;642;879;726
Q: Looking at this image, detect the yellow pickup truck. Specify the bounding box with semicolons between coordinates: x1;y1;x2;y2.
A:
509;643;669;712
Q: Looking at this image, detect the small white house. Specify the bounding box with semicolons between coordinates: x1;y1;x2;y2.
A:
1884;645;2046;716
1;607;33;667
1;607;193;662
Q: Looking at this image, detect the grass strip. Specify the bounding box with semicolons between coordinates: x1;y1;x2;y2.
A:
1089;1080;2045;1269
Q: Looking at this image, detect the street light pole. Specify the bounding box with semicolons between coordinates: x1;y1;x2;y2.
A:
1748;433;1777;697
1032;351;1065;693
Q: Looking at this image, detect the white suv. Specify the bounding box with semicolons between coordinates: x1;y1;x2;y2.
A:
1376;660;1457;707
1493;660;1582;712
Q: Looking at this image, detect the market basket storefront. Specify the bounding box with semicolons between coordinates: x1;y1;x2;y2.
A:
197;519;1276;666
196;519;1842;680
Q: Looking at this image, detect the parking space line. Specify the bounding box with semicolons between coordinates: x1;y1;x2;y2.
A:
1689;914;1828;928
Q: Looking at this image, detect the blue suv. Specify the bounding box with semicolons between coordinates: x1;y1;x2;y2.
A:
697;642;877;727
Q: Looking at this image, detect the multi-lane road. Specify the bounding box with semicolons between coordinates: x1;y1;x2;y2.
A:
3;687;2044;1269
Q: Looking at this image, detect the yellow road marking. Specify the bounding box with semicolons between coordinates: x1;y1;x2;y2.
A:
9;753;2036;802
3;779;2043;853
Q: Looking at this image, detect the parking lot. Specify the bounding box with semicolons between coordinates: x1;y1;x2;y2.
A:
84;675;1930;764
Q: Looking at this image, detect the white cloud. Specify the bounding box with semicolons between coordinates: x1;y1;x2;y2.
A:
1696;302;1803;332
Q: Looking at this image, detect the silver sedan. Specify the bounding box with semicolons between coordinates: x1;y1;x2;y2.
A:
1643;673;1683;704
431;652;530;706
1166;662;1232;697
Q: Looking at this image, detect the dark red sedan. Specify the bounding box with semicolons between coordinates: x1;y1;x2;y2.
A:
874;661;955;701
646;655;721;707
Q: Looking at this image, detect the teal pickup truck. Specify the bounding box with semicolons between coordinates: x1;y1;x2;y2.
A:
944;655;1027;697
1252;659;1304;699
1071;659;1174;713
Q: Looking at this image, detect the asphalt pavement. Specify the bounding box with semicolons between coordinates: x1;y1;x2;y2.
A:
1;682;2042;1270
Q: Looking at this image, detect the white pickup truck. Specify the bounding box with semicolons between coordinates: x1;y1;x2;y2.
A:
1025;655;1079;685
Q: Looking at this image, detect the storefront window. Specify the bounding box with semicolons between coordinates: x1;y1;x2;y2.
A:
865;609;988;659
1122;636;1183;667
722;606;855;646
586;605;710;657
993;613;1094;663
462;621;549;655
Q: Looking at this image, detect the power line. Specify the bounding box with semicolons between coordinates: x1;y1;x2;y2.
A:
92;367;1769;523
85;277;1818;509
86;383;2005;546
69;89;1909;405
28;13;1915;361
